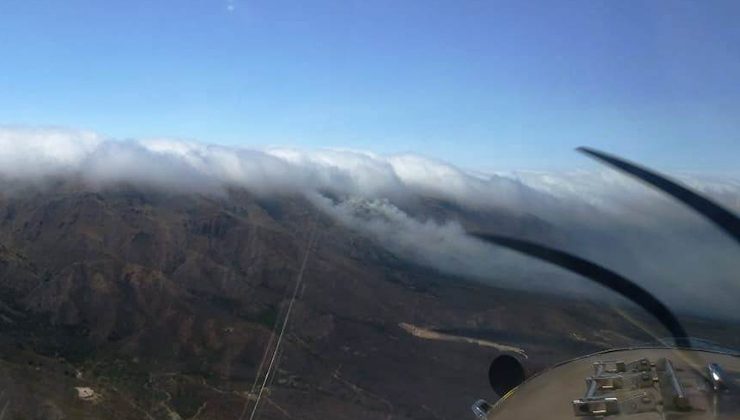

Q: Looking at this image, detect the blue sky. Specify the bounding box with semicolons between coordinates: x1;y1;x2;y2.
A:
1;0;739;173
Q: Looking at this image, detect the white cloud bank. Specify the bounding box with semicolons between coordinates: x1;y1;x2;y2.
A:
2;126;740;320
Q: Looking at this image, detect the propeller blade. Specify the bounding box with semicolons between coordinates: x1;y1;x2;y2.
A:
471;233;690;348
578;147;740;245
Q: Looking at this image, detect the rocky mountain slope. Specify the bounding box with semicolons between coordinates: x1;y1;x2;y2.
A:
0;183;736;420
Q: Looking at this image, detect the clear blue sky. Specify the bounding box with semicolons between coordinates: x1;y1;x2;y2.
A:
1;0;739;172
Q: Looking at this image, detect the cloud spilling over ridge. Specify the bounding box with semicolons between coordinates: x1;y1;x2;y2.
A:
2;126;740;320
3;126;738;225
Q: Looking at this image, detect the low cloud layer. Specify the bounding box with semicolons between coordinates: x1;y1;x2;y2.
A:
2;126;740;321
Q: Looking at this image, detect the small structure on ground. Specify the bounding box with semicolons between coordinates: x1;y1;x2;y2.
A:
74;387;99;402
